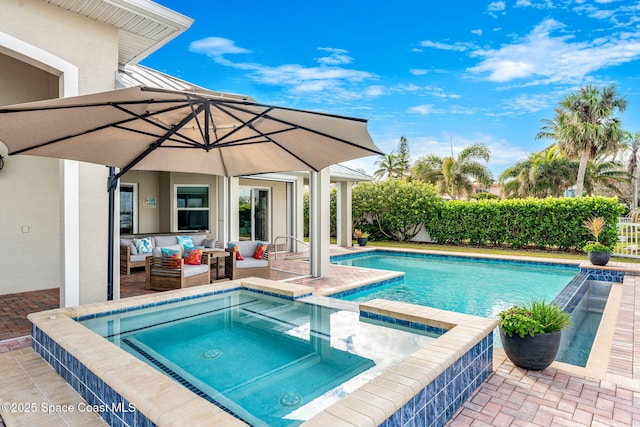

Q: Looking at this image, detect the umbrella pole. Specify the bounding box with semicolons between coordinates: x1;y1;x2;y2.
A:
107;167;115;301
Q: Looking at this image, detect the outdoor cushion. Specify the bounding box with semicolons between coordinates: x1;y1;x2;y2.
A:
152;244;183;258
120;238;137;255
202;238;216;248
235;258;268;269
183;264;209;278
176;235;194;249
154;235;178;247
184;248;203;265
190;234;207;246
254;242;268;259
229;241;259;257
134;237;153;254
228;243;245;260
130;253;150;263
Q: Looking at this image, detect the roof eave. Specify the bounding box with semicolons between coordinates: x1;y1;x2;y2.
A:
42;0;194;65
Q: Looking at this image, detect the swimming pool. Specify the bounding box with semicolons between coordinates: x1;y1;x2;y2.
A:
78;290;436;426
30;279;498;426
333;251;579;319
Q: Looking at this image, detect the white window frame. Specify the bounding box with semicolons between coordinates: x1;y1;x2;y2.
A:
174;184;211;232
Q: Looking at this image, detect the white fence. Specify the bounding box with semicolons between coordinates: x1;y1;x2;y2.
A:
615;217;640;258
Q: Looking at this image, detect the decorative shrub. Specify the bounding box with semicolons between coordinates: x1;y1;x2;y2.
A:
499;300;572;338
352;180;440;241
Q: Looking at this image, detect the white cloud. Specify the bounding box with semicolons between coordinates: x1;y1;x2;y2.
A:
316;48;353;65
487;1;507;17
420;40;472;52
364;85;386;97
471;29;483;36
410;69;428;75
408;104;433;114
189;39;377;101
515;0;553;9
467;18;640;84
189;37;250;58
395;84;461;99
488;1;506;12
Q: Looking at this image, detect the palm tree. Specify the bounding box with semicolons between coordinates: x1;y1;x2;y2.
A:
583;157;630;196
412;143;493;199
499;146;575;198
626;131;640;209
373;153;402;180
536;85;627;197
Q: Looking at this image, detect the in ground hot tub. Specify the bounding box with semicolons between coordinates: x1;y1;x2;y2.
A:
29;278;497;426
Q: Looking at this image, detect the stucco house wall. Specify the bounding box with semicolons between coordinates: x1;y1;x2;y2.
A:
0;0;118;302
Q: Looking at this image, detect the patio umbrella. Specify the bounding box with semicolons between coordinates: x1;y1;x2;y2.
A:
0;85;381;184
0;85;382;299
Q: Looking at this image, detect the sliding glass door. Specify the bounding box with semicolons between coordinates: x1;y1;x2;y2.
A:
238;187;270;241
119;183;137;234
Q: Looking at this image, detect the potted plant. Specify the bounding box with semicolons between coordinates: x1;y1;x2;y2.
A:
583;217;613;266
498;300;572;370
353;229;369;246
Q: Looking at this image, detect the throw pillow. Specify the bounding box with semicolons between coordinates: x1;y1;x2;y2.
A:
228;243;244;261
184;248;203;265
161;247;181;268
176;235;194;250
253;242;268;259
134;237;153;254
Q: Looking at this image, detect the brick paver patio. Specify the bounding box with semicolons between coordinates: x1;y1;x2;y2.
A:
1;247;639;426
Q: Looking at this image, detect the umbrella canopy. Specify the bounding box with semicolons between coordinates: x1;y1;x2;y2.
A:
0;85;381;300
0;86;381;185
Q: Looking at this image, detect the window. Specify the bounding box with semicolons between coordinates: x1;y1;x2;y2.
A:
176;186;209;231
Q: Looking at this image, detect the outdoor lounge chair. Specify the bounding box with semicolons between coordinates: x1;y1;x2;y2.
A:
145;250;211;291
225;241;272;280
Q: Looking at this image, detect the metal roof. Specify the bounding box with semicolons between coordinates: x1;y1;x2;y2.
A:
116;64;253;100
329;163;373;181
42;0;193;65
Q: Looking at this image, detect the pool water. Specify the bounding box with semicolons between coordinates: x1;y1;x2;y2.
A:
556;311;602;366
334;253;578;319
79;291;436;426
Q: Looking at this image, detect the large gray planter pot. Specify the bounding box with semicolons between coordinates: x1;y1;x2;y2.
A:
588;251;610;266
499;328;561;371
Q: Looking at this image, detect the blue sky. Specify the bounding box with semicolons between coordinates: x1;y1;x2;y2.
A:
143;0;640;177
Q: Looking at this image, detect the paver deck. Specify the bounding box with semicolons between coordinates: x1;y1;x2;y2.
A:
1;246;639;426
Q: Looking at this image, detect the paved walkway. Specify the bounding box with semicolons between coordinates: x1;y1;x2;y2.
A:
1;247;639;426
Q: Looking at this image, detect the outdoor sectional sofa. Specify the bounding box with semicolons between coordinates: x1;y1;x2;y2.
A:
120;233;218;275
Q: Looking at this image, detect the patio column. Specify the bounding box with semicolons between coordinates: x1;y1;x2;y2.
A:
60;160;80;307
217;176;229;245
336;181;353;247
294;176;305;252
309;168;330;277
228;177;240;243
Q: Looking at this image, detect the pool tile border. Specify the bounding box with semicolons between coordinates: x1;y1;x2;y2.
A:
331;249;581;271
29;279;498;427
306;299;498;427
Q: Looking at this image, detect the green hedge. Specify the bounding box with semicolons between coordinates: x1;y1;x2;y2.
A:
425;197;624;250
302;179;624;251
